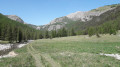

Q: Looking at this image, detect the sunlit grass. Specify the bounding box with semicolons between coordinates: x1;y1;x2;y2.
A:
30;33;120;67
0;33;120;67
0;46;36;67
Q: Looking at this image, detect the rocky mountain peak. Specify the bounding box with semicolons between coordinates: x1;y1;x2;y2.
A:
5;15;24;23
66;6;115;22
49;5;117;25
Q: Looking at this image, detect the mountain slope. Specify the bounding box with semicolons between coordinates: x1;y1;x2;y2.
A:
5;15;40;30
39;4;120;31
5;15;24;23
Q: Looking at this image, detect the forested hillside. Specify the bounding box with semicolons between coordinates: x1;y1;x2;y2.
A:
0;13;43;43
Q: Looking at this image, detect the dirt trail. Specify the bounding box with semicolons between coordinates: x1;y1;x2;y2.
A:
41;53;61;67
27;45;44;67
27;44;61;67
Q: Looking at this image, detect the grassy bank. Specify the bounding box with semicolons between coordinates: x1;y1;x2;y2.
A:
0;45;35;67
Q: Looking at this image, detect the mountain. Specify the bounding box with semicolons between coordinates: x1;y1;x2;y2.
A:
39;4;120;31
5;15;24;24
4;4;120;32
5;15;41;30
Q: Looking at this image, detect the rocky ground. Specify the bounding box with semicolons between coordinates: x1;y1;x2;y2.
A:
0;40;34;58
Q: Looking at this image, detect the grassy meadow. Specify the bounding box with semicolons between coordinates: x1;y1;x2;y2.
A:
0;33;120;67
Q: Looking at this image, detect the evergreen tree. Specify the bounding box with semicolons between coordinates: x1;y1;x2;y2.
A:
44;30;49;38
88;27;95;37
70;28;76;36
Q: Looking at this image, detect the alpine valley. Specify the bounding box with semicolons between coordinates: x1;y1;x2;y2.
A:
4;4;120;32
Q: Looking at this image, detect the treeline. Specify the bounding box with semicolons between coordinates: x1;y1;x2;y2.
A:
0;13;76;43
43;28;76;39
0;14;43;43
86;19;120;37
83;7;120;37
46;16;120;38
0;13;77;43
74;18;120;37
43;18;120;39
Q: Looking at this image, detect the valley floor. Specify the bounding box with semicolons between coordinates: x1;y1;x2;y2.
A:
0;33;120;67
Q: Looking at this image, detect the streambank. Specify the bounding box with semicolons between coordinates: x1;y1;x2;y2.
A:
0;40;34;56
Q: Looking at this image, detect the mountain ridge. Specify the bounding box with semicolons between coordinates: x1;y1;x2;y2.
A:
5;15;25;24
4;4;120;31
38;4;120;31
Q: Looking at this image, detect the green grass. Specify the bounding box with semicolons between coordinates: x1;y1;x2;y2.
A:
0;33;120;67
0;46;36;67
31;34;120;67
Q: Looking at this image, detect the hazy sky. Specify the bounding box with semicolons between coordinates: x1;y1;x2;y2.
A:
0;0;120;25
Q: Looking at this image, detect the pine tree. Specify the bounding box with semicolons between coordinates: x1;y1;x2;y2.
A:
61;28;67;37
44;30;49;38
70;28;76;36
88;27;95;37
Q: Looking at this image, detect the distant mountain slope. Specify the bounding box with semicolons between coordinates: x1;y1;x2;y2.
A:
5;15;40;30
4;4;120;32
5;15;24;23
69;5;120;31
39;4;120;31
